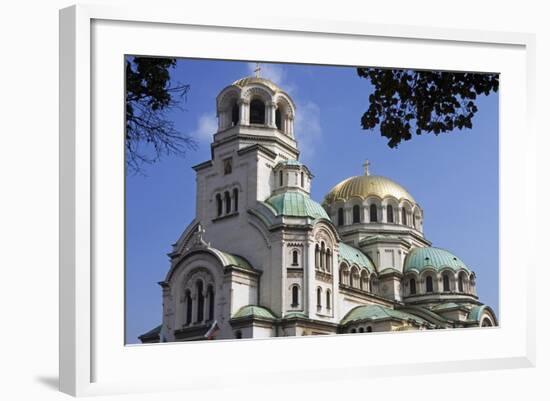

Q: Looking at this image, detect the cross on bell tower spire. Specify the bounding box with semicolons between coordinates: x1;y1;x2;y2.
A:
363;160;371;176
254;62;261;78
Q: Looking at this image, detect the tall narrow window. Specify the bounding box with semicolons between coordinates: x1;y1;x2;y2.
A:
315;244;320;269
387;205;394;223
426;276;433;293
292;250;299;266
185;290;192;325
216;194;222;217
370;204;378;222
409;278;416;295
233;188;239;212
320;242;325;269
413;213;417;228
196;281;204;322
317;288;322;308
224;191;231;214
279;170;283;186
325;250;331;272
207;285;215;321
250;99;265;124
300;171;304;188
402;207;408;225
291;285;299;307
275;108;282;130
353;205;361;223
443;273;450;292
231;102;239;126
458;274;464;292
326;290;331;310
337;208;344;226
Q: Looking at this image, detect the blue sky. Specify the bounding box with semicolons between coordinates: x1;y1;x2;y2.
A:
125;58;499;344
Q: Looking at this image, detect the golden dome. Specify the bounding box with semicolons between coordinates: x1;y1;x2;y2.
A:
232;76;282;93
324;174;416;205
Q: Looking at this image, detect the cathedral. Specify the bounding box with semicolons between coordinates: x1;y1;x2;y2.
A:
139;72;498;343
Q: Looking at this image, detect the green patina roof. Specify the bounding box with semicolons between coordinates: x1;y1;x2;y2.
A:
138;324;161;340
276;159;303;167
467;305;486;321
404;247;470;273
431;302;461;312
284;312;308;319
232;305;277;320
339;242;375;271
265;192;329;220
216;251;254;270
341;304;429;326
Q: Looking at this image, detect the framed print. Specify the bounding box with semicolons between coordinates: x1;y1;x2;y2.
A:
59;3;536;397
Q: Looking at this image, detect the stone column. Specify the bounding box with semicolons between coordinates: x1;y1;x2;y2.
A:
267;101;277;127
239;100;249;125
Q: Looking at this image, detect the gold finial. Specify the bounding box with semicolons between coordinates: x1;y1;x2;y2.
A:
363;160;371;176
254;62;261;78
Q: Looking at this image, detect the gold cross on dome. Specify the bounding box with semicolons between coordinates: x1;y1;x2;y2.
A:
363;160;371;176
254;62;261;78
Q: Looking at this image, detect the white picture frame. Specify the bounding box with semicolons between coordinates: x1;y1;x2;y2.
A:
59;3;536;397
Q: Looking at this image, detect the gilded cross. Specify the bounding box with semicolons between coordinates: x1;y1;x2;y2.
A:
254;62;261;78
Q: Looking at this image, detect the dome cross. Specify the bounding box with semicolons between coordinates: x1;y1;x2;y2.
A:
363;160;371;176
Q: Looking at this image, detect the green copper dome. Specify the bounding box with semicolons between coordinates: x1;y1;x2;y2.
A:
265;192;330;220
404;247;470;273
232;305;277;320
341;304;429;326
338;242;375;272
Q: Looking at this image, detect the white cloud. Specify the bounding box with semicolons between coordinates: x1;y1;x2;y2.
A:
191;113;218;142
294;100;322;163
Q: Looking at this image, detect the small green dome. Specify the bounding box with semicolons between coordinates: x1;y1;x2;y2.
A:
265;192;330;220
232;305;277;320
341;304;429;326
404;247;470;273
338;242;375;272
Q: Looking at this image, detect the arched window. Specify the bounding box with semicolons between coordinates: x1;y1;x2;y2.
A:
320;242;325;270
292;250;299;266
275;108;282;130
250;99;265;124
216;194;222;217
387;205;394;223
300;171;304;188
196;281;204;322
233;188;239;212
326;290;331;310
325;249;331;272
409;278;416;295
350;328;357;334
413;213;417;228
426;276;433;293
279;170;283;186
458;274;465;292
351;267;360;288
402;207;408;225
224;191;231;214
353;205;361;223
235;330;242;339
315;244;320;269
366;326;372;332
291;285;299;307
359;327;364;333
337;208;344;226
231;102;239;126
185;290;192;325
370;204;378;222
443;273;450;292
207;285;215;321
316;287;322;308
